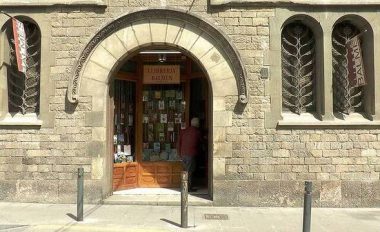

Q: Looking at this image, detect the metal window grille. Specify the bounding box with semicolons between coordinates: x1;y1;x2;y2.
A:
332;21;363;115
7;20;41;114
281;22;316;115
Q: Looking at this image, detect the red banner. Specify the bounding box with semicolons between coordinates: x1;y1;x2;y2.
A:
12;18;27;74
346;35;366;87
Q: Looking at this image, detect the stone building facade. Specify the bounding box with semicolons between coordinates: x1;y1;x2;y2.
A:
0;0;380;207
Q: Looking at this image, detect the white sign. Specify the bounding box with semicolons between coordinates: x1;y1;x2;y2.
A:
12;18;27;74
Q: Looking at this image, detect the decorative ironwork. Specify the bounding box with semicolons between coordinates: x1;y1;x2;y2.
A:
332;22;363;114
67;8;248;104
281;22;315;114
7;20;40;114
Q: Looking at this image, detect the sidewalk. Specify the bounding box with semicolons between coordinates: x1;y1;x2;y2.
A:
0;202;379;232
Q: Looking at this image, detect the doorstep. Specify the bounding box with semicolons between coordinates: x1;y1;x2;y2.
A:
103;188;213;206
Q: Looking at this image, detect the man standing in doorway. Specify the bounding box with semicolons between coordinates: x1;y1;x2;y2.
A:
178;117;202;192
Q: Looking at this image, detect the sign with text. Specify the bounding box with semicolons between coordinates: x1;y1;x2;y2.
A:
12;18;27;74
143;65;180;84
346;35;366;87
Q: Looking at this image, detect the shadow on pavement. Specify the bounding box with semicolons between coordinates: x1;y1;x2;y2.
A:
0;225;29;231
66;213;77;221
160;218;181;228
55;204;104;232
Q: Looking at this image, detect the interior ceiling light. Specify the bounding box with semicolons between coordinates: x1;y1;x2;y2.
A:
158;54;167;63
139;50;181;54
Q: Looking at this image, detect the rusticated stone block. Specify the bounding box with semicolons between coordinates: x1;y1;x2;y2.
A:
361;181;380;207
320;181;342;207
85;111;105;127
87;141;105;157
14;180;59;203
236;181;260;206
213;180;239;205
341;181;362;207
279;181;303;206
258;181;281;206
273;149;289;157
0;180;17;201
58;180;103;203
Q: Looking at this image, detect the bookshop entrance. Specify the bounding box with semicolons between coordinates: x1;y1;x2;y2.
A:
111;48;210;192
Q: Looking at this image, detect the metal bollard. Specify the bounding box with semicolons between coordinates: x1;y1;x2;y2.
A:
77;167;84;222
303;181;312;232
181;171;188;228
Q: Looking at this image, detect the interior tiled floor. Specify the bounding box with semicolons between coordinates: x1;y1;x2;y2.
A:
106;187;211;206
113;187;208;195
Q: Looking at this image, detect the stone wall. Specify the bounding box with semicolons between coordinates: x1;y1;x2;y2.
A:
0;1;379;207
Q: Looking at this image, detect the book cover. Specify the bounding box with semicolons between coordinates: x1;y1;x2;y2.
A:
169;149;178;160
153;142;160;153
180;100;186;112
143;115;149;123
148;124;154;142
165;143;171;152
169;100;176;109
117;133;124;143
154;91;161;99
160;151;168;160
159;132;165;142
128;114;133;126
167;122;174;131
143;149;152;161
143;91;149;101
152;113;158;122
156;123;165;132
176;90;182;99
166;90;176;98
160;114;167;123
158;100;165;110
143;142;149;149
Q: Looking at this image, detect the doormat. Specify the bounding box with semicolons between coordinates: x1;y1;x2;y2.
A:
204;214;229;220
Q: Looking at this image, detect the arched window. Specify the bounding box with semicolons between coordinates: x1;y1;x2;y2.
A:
332;19;373;117
281;21;316;115
5;18;41;115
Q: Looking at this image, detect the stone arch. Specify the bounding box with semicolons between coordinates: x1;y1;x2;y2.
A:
65;8;246;196
67;8;248;105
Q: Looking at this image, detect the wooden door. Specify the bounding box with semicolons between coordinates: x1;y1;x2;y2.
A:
138;161;182;187
113;162;138;190
112;53;208;190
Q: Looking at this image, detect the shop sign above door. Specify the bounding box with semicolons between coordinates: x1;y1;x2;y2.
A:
143;65;180;84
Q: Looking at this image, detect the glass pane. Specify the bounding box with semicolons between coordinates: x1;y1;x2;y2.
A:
113;80;136;163
142;84;185;161
119;60;137;73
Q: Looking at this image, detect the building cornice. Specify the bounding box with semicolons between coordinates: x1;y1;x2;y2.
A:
210;0;380;5
0;0;106;6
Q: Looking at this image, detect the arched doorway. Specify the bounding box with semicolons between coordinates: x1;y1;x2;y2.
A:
66;8;248;200
110;47;210;193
